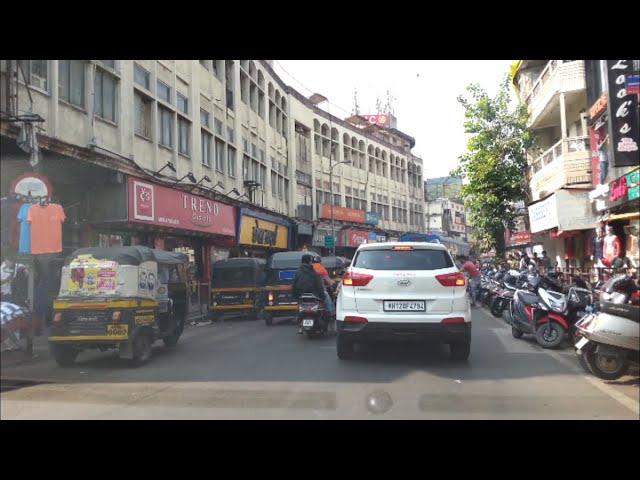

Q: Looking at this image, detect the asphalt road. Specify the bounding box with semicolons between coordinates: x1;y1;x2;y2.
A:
1;307;638;419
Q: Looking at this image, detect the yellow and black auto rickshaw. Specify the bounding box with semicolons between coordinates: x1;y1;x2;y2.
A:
209;257;266;321
48;246;189;366
261;251;311;326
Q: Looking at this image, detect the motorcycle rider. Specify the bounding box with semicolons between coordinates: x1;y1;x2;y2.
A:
291;254;331;334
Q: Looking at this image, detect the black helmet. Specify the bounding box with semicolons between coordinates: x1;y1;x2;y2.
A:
301;254;314;264
312;255;322;264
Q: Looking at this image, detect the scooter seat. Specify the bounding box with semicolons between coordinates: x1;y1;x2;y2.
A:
516;290;540;305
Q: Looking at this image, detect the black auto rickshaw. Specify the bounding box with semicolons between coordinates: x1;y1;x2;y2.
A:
210;257;266;321
48;246;189;366
261;251;310;326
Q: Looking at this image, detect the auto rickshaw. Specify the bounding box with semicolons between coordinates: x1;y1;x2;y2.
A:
210;257;266;321
261;251;309;326
48;246;189;366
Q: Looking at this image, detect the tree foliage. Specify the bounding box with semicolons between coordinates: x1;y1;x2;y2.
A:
451;77;534;256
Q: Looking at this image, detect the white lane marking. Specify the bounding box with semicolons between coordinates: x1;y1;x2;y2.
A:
476;305;639;415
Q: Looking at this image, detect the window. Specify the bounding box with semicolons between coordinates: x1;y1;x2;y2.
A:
134;64;150;90
278;176;284;199
201;130;212;166
18;60;48;91
215;138;225;172
213;118;223;136
227;146;236;177
134;91;152;138
212;61;220;79
272;172;277;196
284;179;289;203
353;248;453;271
200;109;210;128
227;127;234;143
58;60;85;108
158;106;173;148
177;93;189;115
225;60;234;110
243;155;250;180
94;67;117;122
157;81;171;103
178;117;190;155
346;197;352;208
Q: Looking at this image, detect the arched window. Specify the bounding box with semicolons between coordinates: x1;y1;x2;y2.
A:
314;119;321;133
331;128;338;141
351;137;358;149
321;123;329;137
249;61;256;79
375;147;380;158
281;97;286;111
257;71;265;89
367;145;374;155
257;71;265;118
268;82;274;99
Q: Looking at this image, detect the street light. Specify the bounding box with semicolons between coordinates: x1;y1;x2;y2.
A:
329;159;351;256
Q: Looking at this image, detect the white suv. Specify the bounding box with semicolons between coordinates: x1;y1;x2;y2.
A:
336;242;471;361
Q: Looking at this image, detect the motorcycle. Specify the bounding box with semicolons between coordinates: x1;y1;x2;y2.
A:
297;284;338;339
489;270;524;318
505;271;571;348
575;274;640;380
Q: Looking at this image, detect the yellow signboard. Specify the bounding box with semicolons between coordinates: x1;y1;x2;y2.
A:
239;216;289;249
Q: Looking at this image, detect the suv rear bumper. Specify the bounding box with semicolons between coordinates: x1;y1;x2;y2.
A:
336;320;471;343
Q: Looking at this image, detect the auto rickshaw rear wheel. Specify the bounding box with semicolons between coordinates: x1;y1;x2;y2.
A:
163;320;183;347
51;344;80;367
132;332;153;365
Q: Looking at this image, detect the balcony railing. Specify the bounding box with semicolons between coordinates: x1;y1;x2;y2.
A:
529;136;591;200
524;60;585;124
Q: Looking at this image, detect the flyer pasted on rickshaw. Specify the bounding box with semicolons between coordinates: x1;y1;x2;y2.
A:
68;255;118;293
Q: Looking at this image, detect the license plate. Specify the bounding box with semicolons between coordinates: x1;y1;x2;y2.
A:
383;301;426;312
302;319;314;327
106;325;128;336
279;270;296;281
575;337;589;350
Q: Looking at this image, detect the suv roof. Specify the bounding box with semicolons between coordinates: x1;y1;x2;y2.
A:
356;241;447;252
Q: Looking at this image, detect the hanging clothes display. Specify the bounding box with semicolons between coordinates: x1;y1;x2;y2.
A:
17;202;33;255
27;203;66;255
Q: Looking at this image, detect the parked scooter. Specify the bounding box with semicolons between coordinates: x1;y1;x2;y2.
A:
505;271;571;348
489;270;524;318
575;274;639;380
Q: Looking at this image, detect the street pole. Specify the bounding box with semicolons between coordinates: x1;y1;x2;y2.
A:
330;152;335;256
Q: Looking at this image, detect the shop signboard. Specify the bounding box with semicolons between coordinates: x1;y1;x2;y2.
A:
238;214;289;249
320;204;366;223
528;194;559;233
365;211;380;226
340;229;369;248
509;231;532;246
296;223;313;236
590;167;640;211
127;177;236;237
606;60;639;167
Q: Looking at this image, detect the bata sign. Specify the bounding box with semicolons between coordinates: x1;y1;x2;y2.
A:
127;177;236;236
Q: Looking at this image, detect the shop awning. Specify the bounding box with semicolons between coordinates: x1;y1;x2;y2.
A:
607;212;640;221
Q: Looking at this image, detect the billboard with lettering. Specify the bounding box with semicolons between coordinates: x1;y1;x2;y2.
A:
127;177;236;237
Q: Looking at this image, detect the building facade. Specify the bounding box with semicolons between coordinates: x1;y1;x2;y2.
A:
512;59;597;270
1;60;424;262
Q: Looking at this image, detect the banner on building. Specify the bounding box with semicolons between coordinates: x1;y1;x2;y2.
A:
606;60;639;167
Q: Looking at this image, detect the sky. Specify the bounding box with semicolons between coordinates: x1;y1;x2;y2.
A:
274;60;513;179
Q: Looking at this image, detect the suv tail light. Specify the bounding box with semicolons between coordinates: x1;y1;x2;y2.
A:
441;317;466;325
344;315;368;324
436;272;466;287
343;272;374;287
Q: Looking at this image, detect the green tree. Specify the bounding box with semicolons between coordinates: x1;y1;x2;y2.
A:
451;77;534;257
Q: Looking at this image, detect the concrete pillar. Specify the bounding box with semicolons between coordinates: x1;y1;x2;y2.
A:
559;92;568;154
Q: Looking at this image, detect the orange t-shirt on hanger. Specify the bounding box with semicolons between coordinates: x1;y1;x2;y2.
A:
27;203;66;254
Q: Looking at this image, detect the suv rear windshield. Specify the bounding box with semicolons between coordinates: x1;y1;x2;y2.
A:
352;249;453;271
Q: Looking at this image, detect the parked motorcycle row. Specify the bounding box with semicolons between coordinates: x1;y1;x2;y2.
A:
475;265;639;381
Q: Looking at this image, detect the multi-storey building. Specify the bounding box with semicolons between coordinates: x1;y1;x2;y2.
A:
512;60;598;270
1;60;424;264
